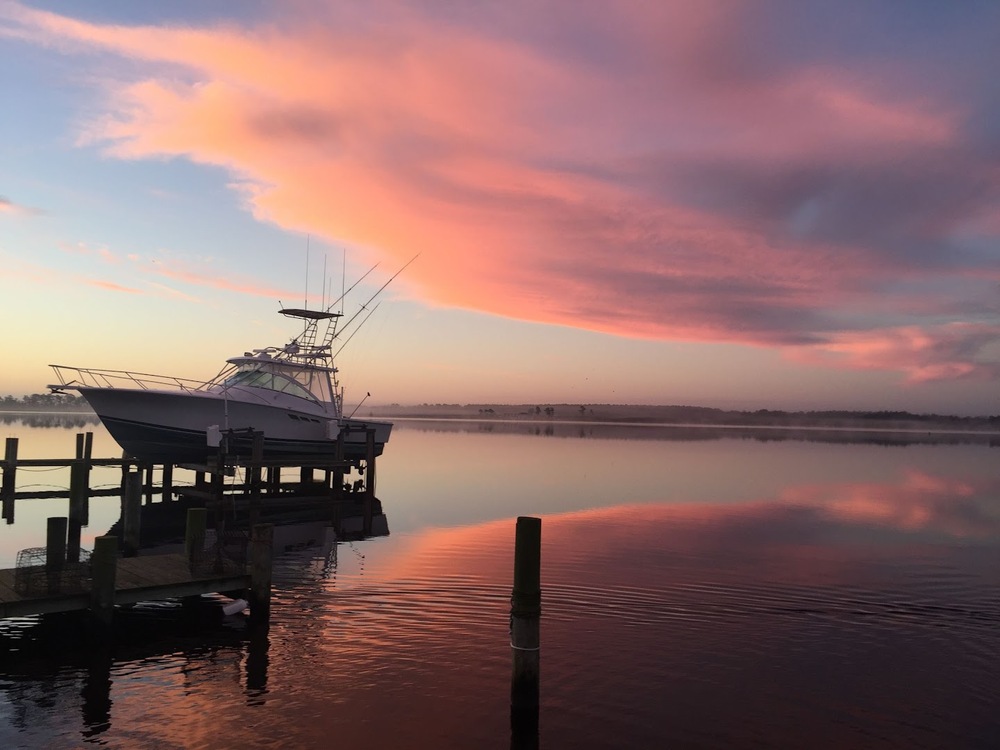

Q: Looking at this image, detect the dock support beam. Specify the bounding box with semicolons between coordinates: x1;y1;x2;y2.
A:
2;437;18;524
249;523;274;628
90;535;118;628
510;516;541;740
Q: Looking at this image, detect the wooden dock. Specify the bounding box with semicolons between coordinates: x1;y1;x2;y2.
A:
0;428;386;626
0;551;250;619
1;429;382;539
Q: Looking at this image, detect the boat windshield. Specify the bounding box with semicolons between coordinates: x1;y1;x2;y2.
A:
221;364;333;404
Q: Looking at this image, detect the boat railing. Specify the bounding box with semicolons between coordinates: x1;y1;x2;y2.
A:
49;365;211;393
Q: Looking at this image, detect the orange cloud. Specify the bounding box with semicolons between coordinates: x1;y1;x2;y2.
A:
5;0;1000;383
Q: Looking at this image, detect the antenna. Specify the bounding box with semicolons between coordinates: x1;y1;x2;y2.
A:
322;252;328;311
304;236;310;309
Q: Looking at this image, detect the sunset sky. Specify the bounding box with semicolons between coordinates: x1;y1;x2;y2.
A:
2;1;999;414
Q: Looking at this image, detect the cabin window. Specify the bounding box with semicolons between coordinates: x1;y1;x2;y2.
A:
223;365;329;403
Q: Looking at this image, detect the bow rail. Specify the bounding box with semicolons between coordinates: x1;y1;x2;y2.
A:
48;365;211;393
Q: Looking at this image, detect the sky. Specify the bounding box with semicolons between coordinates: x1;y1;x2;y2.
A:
1;0;999;415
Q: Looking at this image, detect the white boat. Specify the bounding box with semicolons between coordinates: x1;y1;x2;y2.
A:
49;306;392;463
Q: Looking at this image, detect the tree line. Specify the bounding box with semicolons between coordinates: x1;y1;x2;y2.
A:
1;393;91;410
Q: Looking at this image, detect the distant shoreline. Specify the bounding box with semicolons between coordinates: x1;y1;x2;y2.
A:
361;403;1000;434
3;403;999;436
382;415;1000;437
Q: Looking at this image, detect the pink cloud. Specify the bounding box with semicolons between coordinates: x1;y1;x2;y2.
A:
0;195;40;216
793;323;1000;383
88;279;142;294
144;257;299;299
5;1;1000;384
58;241;120;263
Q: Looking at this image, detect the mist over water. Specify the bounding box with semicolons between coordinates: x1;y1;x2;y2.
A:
1;419;999;748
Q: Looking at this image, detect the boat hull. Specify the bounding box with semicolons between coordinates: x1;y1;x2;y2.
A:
78;387;389;463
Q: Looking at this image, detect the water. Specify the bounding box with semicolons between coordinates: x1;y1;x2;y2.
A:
1;416;999;748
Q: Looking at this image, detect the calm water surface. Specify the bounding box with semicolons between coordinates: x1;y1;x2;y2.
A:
1;416;999;748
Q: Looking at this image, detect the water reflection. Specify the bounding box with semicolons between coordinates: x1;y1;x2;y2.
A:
244;627;270;703
1;491;998;748
778;470;1000;538
81;643;112;738
1;422;999;747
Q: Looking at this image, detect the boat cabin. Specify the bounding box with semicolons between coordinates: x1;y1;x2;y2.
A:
215;355;337;409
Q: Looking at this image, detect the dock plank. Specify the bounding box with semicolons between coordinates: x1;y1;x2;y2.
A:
0;552;252;619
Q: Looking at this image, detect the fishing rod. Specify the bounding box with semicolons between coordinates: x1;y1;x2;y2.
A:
324;261;381;314
333;302;381;358
336;253;420;335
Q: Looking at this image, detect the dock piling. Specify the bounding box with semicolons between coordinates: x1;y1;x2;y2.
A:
67;458;87;562
2;437;18;524
122;471;142;557
46;516;69;593
90;535;118;627
510;516;541;737
73;432;93;524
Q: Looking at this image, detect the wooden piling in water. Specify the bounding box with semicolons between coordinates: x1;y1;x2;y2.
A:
68;436;92;563
90;535;118;627
248;523;274;628
66;471;83;564
122;471;142;557
2;437;18;524
510;516;541;727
